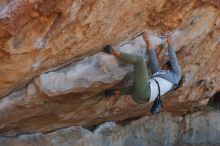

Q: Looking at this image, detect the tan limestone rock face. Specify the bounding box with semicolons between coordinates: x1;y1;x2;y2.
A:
0;0;220;137
0;0;168;97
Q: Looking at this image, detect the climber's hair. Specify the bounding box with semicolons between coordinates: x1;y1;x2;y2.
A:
162;61;172;70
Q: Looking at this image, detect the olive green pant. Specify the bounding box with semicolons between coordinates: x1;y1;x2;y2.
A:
118;52;150;104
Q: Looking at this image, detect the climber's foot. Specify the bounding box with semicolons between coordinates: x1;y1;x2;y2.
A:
103;45;114;54
150;97;163;114
104;89;120;97
105;89;115;97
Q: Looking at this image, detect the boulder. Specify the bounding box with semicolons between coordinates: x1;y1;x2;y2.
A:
0;0;220;138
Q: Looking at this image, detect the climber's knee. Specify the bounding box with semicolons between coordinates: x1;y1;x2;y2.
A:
132;95;149;104
134;55;145;65
131;88;150;104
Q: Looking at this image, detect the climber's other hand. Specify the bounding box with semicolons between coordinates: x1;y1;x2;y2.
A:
167;35;173;45
143;32;153;49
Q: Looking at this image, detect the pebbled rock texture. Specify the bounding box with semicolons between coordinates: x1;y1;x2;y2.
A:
0;108;220;146
0;0;220;138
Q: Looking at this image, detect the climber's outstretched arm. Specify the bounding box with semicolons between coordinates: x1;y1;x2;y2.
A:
167;36;181;75
147;48;160;74
143;32;160;74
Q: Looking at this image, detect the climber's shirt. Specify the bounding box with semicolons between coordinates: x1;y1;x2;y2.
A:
149;77;173;102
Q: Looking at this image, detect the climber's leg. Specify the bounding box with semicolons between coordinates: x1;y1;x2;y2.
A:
103;45;150;103
119;86;133;95
117;52;151;103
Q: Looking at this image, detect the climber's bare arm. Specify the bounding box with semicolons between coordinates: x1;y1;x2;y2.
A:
143;32;160;73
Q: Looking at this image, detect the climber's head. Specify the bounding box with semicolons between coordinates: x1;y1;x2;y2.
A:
162;61;172;70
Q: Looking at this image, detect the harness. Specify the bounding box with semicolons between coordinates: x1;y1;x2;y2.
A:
149;75;182;113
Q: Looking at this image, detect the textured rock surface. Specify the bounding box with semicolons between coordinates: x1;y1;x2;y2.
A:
1;108;220;146
0;0;167;97
0;0;220;140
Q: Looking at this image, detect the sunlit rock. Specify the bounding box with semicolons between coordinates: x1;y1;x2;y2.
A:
0;0;220;141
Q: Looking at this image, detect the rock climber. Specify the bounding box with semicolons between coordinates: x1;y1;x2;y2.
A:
103;32;182;113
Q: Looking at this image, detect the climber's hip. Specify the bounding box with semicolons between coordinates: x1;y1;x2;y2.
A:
131;83;151;104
